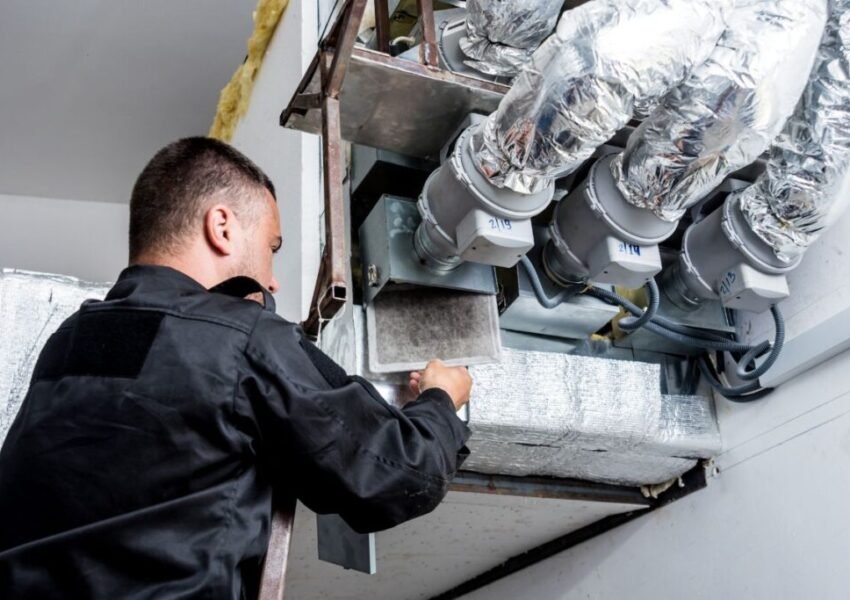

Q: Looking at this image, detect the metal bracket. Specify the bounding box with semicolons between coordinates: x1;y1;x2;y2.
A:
290;0;454;337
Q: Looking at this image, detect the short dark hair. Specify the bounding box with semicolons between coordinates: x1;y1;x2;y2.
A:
129;137;276;260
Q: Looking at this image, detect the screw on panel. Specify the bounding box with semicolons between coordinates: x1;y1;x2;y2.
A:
367;264;380;287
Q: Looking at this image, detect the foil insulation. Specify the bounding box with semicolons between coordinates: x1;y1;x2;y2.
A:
613;0;827;222
738;0;850;262
459;0;562;78
0;270;110;446
321;309;720;486
471;0;727;194
464;349;720;486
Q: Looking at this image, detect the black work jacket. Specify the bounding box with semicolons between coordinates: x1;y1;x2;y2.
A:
0;265;470;599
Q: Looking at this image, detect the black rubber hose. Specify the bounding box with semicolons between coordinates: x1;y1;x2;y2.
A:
618;279;660;332
697;355;773;401
519;255;572;309
735;304;785;381
649;315;741;343
584;286;754;353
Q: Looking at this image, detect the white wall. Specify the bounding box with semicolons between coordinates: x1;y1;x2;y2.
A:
1;1;324;320
230;0;322;323
0;193;128;283
460;211;850;600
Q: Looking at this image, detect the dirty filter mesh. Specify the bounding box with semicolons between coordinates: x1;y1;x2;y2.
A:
366;288;501;372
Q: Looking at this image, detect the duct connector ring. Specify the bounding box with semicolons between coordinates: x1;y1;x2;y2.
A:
544;153;675;289
415;126;554;271
668;195;801;313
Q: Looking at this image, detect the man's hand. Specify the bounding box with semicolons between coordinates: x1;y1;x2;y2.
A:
408;359;472;411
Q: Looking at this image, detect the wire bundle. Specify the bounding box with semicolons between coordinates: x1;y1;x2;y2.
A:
519;257;783;401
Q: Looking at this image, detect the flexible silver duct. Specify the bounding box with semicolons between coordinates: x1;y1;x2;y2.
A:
612;0;827;223
737;0;850;263
459;0;563;78
471;0;727;194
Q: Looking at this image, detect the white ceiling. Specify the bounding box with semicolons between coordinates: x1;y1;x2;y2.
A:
285;492;645;599
0;0;257;203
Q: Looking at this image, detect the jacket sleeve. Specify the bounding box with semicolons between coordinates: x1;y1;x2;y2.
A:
240;315;470;533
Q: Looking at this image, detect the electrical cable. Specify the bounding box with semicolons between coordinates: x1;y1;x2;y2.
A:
524;262;782;400
618;279;660;331
581;283;785;401
583;285;754;352
734;304;784;381
697;354;775;402
519;255;573;309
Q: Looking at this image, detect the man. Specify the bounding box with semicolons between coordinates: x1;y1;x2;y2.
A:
0;137;473;598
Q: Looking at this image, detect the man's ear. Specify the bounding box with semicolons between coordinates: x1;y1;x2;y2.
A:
204;204;236;256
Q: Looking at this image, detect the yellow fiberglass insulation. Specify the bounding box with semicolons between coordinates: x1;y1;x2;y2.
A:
209;0;290;142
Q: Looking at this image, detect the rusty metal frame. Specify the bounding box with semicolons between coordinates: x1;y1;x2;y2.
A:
257;497;297;600
295;0;441;337
374;0;391;54
262;4;444;594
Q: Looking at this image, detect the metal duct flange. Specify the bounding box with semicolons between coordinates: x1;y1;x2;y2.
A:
433;11;511;84
666;196;800;313
544;154;676;289
415;126;554;270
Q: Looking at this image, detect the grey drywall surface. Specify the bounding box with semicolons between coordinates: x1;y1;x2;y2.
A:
459;208;850;600
0;193;128;283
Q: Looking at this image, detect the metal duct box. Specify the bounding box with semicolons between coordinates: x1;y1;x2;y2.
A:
464;349;721;486
359;195;497;304
499;239;619;340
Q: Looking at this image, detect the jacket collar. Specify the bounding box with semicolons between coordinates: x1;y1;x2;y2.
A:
106;265;207;301
106;265;276;312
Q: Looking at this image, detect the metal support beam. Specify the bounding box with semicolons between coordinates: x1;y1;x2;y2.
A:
417;0;439;67
304;91;349;337
450;472;652;505
301;0;370;336
374;0;391;54
257;499;297;600
325;0;369;98
430;465;709;600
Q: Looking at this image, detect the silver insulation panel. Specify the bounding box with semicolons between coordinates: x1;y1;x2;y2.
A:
459;0;562;78
0;270;110;446
321;307;720;486
613;0;827;222
465;349;720;486
471;0;727;194
738;0;850;262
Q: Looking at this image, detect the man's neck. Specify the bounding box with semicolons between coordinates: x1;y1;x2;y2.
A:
129;253;221;289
